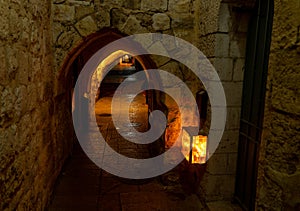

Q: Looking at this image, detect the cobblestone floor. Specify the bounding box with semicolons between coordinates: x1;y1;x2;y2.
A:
48;93;206;211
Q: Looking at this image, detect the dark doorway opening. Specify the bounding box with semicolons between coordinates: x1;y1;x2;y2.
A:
234;0;274;210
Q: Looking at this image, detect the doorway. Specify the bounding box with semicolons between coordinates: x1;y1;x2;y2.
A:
234;0;274;210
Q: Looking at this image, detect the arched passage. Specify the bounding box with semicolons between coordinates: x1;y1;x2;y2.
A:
56;29;167;158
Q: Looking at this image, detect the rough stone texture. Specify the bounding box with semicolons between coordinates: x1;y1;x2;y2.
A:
0;0;73;210
152;13;170;31
121;15;149;35
2;0;292;210
256;0;300;209
51;0;201;72
141;0;168;12
198;1;252;202
211;58;233;81
168;0;191;13
53;4;75;22
75;15;98;37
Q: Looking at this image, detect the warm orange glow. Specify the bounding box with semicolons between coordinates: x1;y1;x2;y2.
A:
191;135;207;164
119;54;134;66
181;127;207;164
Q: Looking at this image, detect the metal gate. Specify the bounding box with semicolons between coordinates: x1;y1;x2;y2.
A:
234;0;274;210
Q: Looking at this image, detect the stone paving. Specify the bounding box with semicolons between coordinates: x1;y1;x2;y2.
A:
48;93;206;211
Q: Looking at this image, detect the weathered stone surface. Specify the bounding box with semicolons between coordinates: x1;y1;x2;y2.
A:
218;3;230;32
0;3;10;41
75;4;95;20
171;14;194;29
123;0;141;10
215;33;230;57
53;4;75;22
212;58;233;81
141;0;167;12
168;0;191;13
149;55;171;68
201;174;235;201
0;46;7;85
56;27;81;50
121;15;149;35
93;7;110;29
159;60;184;87
111;8;130;29
256;0;300;208
0;0;74;209
207;153;237;175
216;130;239;153
229;36;247;58
198;0;220;36
152;13;170;31
173;28;195;43
6;46;19;81
223;82;243;106
233;58;245;81
225;107;241;130
75;15;98;37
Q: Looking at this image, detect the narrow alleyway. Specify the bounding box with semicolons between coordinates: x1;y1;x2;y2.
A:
48;73;205;210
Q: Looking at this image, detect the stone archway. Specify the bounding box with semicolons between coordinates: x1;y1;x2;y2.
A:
55;29;167;158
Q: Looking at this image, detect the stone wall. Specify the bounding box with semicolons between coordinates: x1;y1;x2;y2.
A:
52;0;203;148
256;0;300;210
52;0;200;74
0;0;73;210
52;0;205;176
52;0;256;203
198;0;252;201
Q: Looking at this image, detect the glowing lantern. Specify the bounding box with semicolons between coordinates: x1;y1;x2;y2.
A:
181;127;208;164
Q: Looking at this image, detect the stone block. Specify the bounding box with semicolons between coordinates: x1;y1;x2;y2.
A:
16;52;29;85
225;107;241;130
53;4;75;22
121;15;149;35
171;14;194;29
123;0;141;10
216;130;239;153
152;13;170;31
56;27;81;50
6;46;19;81
75;15;98;37
159;61;184;87
215;33;230;57
173;28;195;44
229;36;247;58
212;58;233;81
111;8;129;29
271;85;300;116
223;82;243;106
68;0;92;6
198;0;220;35
149;55;171;68
218;3;230;33
147;41;169;59
0;46;7;85
0;2;9;40
75;5;95;20
141;0;167;12
199;34;216;58
207;153;237;175
168;0;191;13
233;58;245;81
93;7;110;29
201;174;235;201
